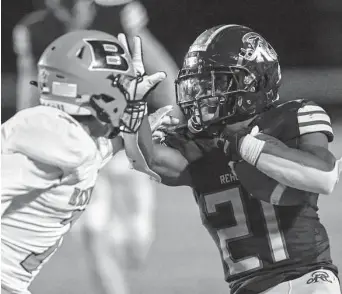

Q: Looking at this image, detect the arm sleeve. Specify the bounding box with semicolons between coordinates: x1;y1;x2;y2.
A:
249;101;336;194
254;132;339;195
235;160;314;206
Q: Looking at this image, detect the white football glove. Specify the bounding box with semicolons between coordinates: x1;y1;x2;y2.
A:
118;33;166;102
119;33;166;133
148;105;173;132
148;105;180;143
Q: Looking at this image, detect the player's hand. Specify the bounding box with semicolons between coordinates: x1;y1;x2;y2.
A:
118;33;166;102
148;105;179;132
216;124;260;161
148;105;180;142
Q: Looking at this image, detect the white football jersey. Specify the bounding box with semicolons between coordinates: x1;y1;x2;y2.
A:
1;106;115;293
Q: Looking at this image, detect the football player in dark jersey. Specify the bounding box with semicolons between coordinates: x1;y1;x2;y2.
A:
118;25;342;293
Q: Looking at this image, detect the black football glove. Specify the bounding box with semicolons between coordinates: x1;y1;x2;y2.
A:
216;125;255;161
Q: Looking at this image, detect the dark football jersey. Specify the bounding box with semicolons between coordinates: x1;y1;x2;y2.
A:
163;100;337;294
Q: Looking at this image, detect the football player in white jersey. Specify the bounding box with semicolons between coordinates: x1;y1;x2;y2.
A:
13;3;179;293
1;29;166;294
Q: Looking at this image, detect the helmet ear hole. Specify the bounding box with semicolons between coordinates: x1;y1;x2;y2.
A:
76;46;85;59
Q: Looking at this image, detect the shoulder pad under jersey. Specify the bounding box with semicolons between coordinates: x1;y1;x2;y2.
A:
251;99;333;143
2;106;97;170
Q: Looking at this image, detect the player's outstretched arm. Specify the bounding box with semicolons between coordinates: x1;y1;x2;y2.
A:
241;131;340;195
124;116;191;187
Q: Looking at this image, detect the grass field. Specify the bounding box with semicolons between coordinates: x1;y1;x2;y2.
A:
30;120;342;294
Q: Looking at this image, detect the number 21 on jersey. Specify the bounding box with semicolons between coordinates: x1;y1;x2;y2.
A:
203;187;289;276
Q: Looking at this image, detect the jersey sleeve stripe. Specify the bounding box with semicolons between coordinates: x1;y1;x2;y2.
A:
297;110;326;116
299;124;334;138
270;183;286;205
299;120;331;128
298;104;326;114
297;103;334;141
298;113;331;124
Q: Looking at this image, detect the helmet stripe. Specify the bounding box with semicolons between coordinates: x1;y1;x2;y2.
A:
189;24;240;52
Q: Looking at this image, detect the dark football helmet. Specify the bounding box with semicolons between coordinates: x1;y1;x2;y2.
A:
175;24;281;133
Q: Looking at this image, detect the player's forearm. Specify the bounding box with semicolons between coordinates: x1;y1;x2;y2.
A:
122;116;161;180
133;119;184;183
254;141;340;194
123;118;190;186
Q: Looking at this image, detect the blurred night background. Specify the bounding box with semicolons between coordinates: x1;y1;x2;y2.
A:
2;0;342;121
1;1;342;294
2;0;342;68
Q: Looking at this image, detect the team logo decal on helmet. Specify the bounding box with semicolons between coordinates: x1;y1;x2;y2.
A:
239;32;277;64
85;39;129;72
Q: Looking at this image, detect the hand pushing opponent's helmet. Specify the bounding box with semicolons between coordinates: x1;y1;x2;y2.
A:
37;30;144;135
175;24;281;133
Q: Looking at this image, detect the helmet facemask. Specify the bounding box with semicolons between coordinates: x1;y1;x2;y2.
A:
176;67;257;131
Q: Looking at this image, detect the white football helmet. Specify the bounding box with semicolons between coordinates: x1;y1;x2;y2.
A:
37;30;145;134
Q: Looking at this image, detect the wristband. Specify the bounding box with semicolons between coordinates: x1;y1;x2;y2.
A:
239;134;265;166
